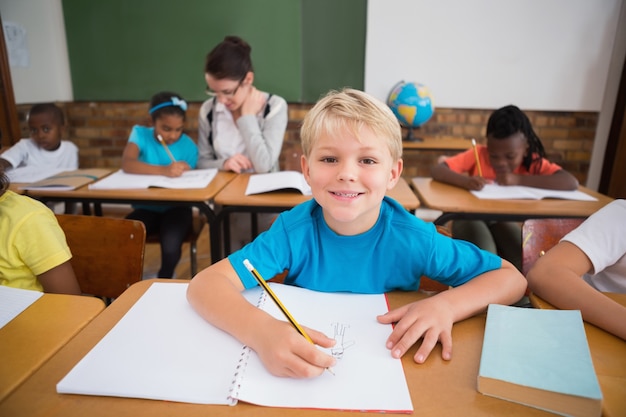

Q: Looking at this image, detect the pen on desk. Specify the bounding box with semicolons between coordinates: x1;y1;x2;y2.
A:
471;138;483;177
157;134;177;163
243;259;335;376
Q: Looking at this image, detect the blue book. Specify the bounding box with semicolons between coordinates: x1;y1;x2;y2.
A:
478;304;602;417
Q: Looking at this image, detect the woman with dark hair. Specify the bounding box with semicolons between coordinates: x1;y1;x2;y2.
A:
198;36;288;251
197;35;287;174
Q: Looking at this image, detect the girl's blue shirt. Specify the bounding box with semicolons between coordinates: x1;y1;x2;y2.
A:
129;125;198;168
128;125;198;212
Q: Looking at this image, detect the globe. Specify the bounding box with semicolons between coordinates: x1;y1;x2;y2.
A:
387;81;434;141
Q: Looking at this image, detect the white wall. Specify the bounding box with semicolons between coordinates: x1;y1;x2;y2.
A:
365;0;622;111
2;0;624;189
0;0;73;103
587;0;626;190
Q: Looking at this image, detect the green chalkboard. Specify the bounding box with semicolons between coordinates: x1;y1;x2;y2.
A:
62;0;366;103
302;0;366;102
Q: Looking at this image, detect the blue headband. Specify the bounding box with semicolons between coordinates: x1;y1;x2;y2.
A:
149;96;188;114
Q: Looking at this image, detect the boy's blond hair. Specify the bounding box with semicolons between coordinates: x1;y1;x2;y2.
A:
300;88;402;161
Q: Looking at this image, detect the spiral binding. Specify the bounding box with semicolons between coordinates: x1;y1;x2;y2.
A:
226;288;268;404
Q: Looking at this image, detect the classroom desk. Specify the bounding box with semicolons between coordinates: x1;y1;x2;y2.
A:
0;279;553;417
530;292;626;417
411;177;614;225
0;293;105;402
402;136;473;152
213;174;420;258
25;170;238;263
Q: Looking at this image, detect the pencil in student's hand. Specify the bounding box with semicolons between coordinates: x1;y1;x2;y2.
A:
157;135;177;163
471;138;483;177
243;259;335;376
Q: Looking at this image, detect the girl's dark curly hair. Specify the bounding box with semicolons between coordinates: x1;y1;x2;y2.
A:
486;105;546;172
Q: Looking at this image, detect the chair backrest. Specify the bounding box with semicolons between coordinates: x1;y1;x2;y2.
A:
521;218;585;276
56;214;146;300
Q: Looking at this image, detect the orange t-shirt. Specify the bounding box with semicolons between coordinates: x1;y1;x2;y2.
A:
444;145;562;180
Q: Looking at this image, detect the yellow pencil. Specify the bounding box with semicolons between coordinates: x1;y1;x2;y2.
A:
243;259;335;375
471;138;483;177
157;134;177;163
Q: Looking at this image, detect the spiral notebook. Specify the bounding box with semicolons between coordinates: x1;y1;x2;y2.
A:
56;282;413;413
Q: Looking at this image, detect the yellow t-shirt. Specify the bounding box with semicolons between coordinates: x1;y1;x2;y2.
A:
0;190;72;291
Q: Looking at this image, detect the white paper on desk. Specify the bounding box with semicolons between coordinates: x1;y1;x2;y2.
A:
6;166;65;184
0;286;43;329
470;184;597;201
56;282;413;412
88;168;218;190
56;283;243;404
245;171;312;195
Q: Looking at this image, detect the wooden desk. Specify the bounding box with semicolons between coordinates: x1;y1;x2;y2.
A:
411;177;614;225
0;279;553;416
402;136;473;152
213;174;420;258
530;292;626;417
25;170;238;263
0;293;105;402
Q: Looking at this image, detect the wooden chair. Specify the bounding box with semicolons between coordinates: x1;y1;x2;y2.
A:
56;214;146;303
144;212;206;277
521;218;586;276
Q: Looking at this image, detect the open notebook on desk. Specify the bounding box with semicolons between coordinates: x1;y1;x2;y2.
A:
470;184;597;201
19;168;111;191
57;282;413;413
7;166;65;184
245;171;312;195
0;286;43;329
88;168;218;190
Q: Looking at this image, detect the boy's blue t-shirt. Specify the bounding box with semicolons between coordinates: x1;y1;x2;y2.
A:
228;197;501;294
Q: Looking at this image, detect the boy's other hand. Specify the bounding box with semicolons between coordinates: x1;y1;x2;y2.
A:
377;297;453;364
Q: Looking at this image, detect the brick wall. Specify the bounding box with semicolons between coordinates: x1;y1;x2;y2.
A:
15;101;598;184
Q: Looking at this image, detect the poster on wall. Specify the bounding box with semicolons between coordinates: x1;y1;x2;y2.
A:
3;21;29;68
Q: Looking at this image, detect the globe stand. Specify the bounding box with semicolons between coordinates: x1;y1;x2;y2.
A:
404;126;424;142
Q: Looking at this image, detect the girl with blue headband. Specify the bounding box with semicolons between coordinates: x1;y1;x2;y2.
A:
122;91;199;278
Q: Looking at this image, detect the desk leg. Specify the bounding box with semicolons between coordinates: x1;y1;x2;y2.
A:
223;213;231;256
251;213;258;239
209;218;222;264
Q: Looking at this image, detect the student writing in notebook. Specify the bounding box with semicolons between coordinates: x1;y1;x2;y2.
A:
0;165;80;294
527;199;626;340
431;105;579;270
187;89;526;378
0;103;78;174
121;91;198;278
197;35;288;250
